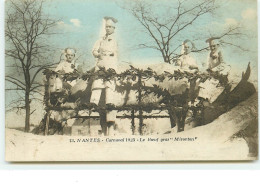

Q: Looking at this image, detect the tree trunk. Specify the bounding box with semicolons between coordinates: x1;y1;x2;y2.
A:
44;111;50;135
162;54;170;64
137;74;144;135
24;90;30;132
167;105;176;128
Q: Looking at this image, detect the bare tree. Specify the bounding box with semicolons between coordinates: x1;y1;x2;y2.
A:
120;0;243;63
5;0;58;132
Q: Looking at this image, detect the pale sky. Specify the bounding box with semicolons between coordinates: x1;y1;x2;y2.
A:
41;0;257;69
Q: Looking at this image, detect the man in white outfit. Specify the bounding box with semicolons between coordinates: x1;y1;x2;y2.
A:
205;38;230;74
176;40;198;70
199;38;230;103
90;17;118;136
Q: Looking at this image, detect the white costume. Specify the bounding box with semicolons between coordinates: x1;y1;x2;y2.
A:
92;34;118;72
206;53;231;75
176;55;198;70
55;59;76;74
55;59;78;87
176;41;198;70
90;31;118;122
199;40;230;103
91;33;118;90
205;39;230;74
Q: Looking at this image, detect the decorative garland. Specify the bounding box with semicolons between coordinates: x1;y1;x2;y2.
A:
43;65;229;112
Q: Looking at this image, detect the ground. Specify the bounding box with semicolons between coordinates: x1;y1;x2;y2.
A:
5;127;251;161
5;93;257;161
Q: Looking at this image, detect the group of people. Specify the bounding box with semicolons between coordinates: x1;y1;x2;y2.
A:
54;17;119;135
53;16;229;135
175;38;228;73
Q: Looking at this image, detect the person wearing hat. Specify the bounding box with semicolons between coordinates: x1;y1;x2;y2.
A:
205;38;225;71
205;37;231;76
90;17;119;136
175;40;199;118
55;48;77;74
198;38;231;103
55;48;78;89
175;40;198;71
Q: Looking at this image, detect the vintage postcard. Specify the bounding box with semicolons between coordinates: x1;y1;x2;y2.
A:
5;0;258;161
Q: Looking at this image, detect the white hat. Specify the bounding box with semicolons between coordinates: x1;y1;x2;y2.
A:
64;48;76;54
104;16;118;27
206;37;220;46
181;39;196;54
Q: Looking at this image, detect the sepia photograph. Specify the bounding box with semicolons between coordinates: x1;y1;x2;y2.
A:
5;0;258;161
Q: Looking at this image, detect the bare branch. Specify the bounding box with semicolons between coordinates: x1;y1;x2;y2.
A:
6;75;26;86
6;78;26;90
30;109;36;115
5;88;25;91
121;0;216;63
30;62;57;85
220;41;249;52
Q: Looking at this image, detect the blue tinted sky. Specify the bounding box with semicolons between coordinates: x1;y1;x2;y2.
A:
41;0;257;71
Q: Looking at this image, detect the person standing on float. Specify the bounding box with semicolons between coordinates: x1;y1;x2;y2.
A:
90;17;118;136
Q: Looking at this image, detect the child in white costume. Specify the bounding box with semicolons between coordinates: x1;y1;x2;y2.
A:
55;48;78;88
176;40;198;71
